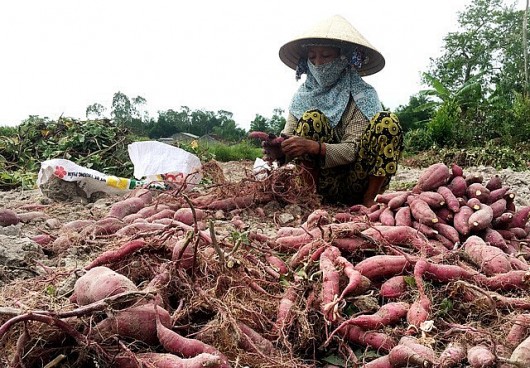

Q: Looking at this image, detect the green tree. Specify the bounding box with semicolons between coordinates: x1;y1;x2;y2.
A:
249;114;270;133
394;95;434;133
249;109;286;134
85;103;107;119
110;92;149;136
211;110;246;142
268;108;286;134
424;0;528;144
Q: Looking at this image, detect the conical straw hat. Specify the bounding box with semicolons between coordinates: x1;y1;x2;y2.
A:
279;15;385;76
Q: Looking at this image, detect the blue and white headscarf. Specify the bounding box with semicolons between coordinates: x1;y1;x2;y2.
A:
289;54;382;127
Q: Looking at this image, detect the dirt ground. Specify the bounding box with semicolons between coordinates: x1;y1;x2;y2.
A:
1;160;530;367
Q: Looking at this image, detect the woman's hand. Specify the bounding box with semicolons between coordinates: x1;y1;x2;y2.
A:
281;136;320;158
261;134;287;164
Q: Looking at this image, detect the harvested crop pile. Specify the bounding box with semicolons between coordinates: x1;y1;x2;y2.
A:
1;160;530;367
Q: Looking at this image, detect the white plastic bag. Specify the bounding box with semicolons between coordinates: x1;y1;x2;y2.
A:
37;141;203;197
253;157;272;181
37;158;133;197
127;141;202;185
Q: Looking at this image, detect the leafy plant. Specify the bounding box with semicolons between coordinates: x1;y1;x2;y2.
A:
0;116;139;189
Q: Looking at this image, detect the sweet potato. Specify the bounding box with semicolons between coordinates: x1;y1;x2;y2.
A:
346;302;410;330
433;222;460;245
362;225;440;255
412;221;438;238
272;284;298;334
435;207;454;223
387;191;411;210
453;205;474;236
61;219;96;233
302;209;331;229
72;266;138;305
485;174;502;191
506;314;530;348
379;207;395;226
380;275;409;298
482;228;508;251
108;196;149;219
463;235;511;275
468;204;494;231
474;269;530;290
412;162;451;193
85;239;148;270
406;295;431;329
467;344;495;368
0;208;20;226
489;198;507;218
418;191;445;208
408;198;438;224
467;182;490;203
274;228;322;251
511;227;529;239
388;342;435;367
488;185;510;203
115;352;223;368
354;255;413;281
339;325;396;352
155;307;229;367
206;193;273;211
465;173;484;185
447;175;467;197
376;191;407;204
511;333;530;366
466;197;482;211
510;206;530;229
248;131;271;140
263;254;288;275
276;226;306;237
174;207;207;225
115;222;167;237
492;212;514;229
439;342;466;368
237;321;274;355
368;206;386;222
394;206;412;226
320;247;340;321
136;205;161;219
450;163;464;177
145;208;175;222
437;186;460;213
417;260;477;282
16;211;47;223
31;233;54;246
171;237;195;270
363;355;392;368
94;303;171;345
335;255;371;299
92;217;125;235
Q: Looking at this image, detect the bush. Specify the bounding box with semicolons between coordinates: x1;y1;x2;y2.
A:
403;128;434;154
206;141;262;162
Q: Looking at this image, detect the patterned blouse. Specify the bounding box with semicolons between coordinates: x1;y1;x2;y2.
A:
282;98;369;170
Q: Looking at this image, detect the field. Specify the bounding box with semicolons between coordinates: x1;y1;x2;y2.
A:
1;160;530;367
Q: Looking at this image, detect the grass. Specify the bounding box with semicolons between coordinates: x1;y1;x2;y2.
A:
196;141;262;162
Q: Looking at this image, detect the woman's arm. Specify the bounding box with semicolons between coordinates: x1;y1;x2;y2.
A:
321;102;369;169
281;114;298;136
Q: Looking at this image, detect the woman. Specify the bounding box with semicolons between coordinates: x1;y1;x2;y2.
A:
264;15;403;207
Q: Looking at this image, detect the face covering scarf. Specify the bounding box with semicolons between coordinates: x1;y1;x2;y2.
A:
289;57;382;127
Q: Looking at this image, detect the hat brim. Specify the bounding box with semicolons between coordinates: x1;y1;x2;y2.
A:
279;37;385;76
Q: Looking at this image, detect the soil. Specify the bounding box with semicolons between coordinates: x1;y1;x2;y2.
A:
1;160;530;367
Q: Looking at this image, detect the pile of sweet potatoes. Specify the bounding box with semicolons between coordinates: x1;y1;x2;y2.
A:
1;161;530;367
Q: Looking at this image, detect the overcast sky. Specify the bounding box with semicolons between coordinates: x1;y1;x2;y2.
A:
0;1;525;130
